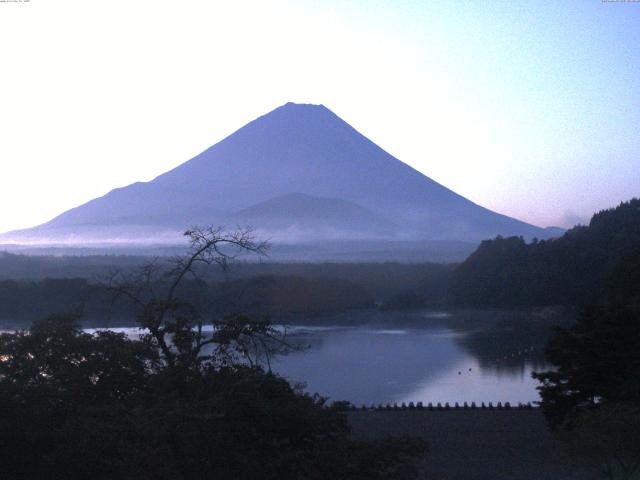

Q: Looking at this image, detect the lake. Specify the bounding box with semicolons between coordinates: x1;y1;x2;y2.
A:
87;308;562;406
271;324;546;406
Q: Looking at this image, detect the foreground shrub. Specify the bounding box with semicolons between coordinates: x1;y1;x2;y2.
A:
0;317;425;480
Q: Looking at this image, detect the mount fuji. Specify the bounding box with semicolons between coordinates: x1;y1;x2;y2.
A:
2;102;561;258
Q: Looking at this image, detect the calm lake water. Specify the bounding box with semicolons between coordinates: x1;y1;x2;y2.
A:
271;327;543;406
87;309;560;406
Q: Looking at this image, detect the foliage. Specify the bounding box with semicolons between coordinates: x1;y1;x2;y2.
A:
0;275;378;326
450;198;640;307
533;304;640;428
0;278;92;324
212;274;374;316
0;227;426;479
0;316;425;479
0;264;455;327
558;404;640;480
533;245;640;427
0;316;155;479
0;253;454;326
534;246;640;479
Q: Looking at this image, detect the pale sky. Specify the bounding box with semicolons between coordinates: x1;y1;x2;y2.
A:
0;0;638;233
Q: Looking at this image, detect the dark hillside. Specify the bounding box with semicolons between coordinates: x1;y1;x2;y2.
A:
450;198;640;307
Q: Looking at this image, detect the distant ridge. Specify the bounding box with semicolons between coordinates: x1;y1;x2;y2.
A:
227;193;395;240
1;102;560;257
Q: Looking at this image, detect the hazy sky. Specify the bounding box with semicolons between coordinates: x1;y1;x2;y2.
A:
1;0;638;232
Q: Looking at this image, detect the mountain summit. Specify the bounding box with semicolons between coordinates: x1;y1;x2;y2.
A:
3;102;556;252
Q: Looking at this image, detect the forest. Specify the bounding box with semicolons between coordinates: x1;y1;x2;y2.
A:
449;199;640;307
0;227;429;480
0;256;452;325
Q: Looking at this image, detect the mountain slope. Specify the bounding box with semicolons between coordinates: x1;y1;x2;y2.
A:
4;102;555;245
227;193;394;240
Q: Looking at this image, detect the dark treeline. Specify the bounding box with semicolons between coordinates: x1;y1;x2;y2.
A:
535;263;640;425
531;229;640;478
0;252;150;281
0;253;452;302
0;261;453;326
449;198;640;307
214;275;373;317
223;262;453;305
0;276;374;327
0;278;99;326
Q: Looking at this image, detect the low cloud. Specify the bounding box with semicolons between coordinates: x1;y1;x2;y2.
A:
558;211;588;228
